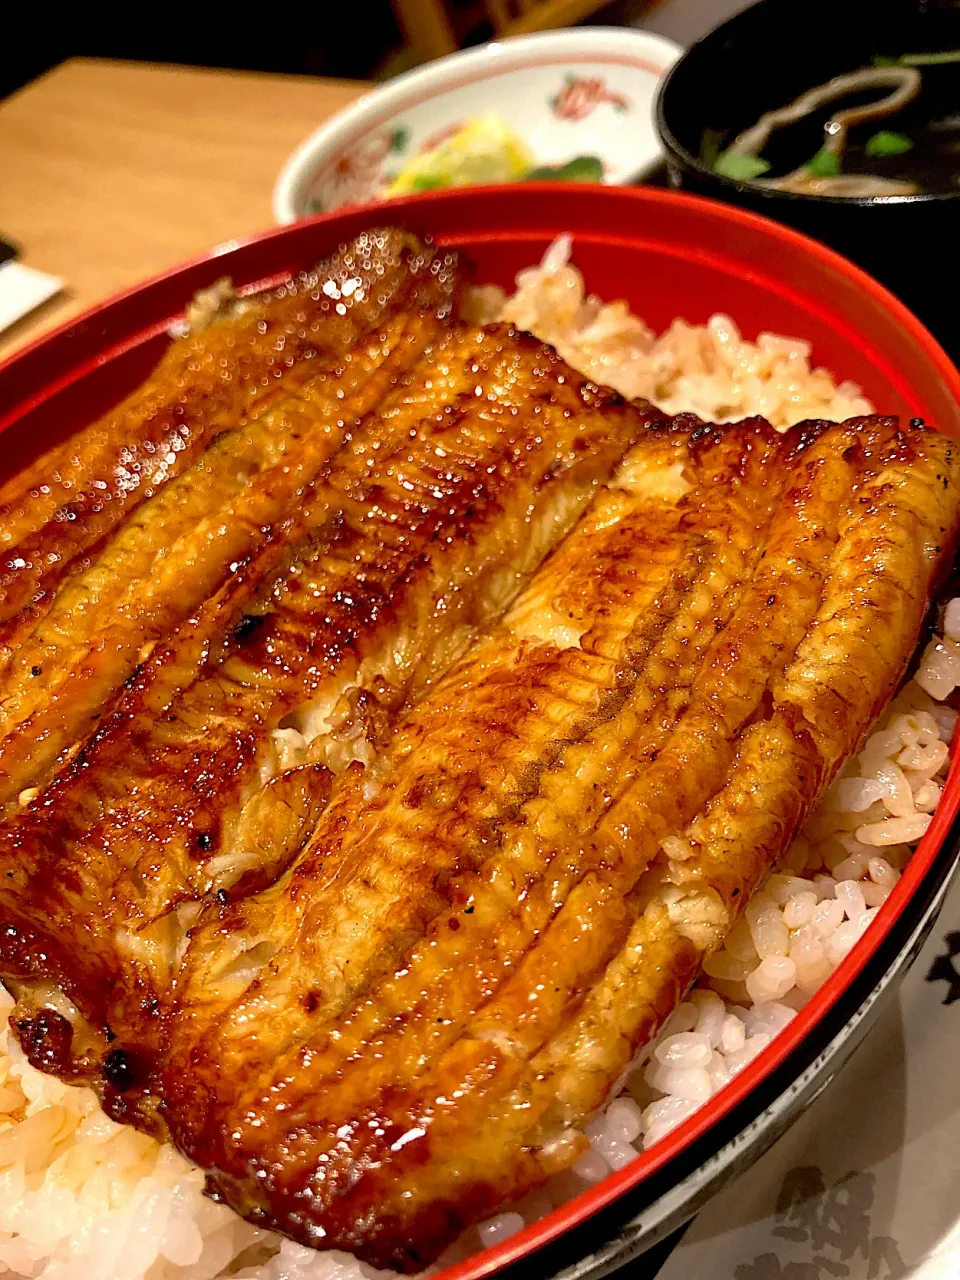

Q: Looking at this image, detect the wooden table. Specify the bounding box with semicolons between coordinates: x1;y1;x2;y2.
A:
0;58;367;359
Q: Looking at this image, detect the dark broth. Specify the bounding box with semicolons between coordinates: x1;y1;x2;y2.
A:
702;59;960;195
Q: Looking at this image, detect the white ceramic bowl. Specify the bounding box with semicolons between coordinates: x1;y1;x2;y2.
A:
272;28;681;223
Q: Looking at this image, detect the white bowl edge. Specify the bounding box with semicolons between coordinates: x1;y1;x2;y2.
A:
272;28;683;225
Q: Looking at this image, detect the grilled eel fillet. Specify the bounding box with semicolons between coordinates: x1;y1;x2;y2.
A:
0;229;459;810
159;413;960;1271
0;324;649;1081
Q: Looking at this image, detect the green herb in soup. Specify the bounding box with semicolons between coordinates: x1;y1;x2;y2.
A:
714;151;771;180
875;50;960;68
708;60;959;197
807;147;841;177
865;130;914;157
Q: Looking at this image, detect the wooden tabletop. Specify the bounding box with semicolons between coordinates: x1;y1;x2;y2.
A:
0;58;367;359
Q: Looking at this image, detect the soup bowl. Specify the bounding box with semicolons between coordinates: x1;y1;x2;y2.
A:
655;0;960;358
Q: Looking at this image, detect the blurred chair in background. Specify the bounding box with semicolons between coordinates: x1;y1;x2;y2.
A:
390;0;616;62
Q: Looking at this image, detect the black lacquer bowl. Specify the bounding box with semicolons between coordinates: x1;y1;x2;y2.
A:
655;0;960;359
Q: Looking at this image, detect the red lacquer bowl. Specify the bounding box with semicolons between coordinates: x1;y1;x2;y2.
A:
2;185;959;1280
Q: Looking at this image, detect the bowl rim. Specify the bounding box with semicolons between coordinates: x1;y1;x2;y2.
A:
654;2;960;208
519;826;960;1280
271;27;682;225
1;182;959;1278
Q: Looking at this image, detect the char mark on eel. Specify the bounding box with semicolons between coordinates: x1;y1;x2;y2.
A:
160;413;960;1271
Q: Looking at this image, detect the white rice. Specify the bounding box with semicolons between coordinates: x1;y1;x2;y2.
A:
631;680;953;1154
464;234;874;428
0;244;945;1278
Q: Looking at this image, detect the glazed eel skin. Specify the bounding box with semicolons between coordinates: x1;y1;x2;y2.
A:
0;229;461;812
0;310;649;1077
158;411;959;1270
0;232;957;1272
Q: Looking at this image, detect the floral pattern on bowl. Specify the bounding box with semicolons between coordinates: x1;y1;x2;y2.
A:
275;29;682;223
550;75;631;122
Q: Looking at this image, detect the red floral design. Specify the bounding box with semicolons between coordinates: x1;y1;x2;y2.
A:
551;76;631;123
418;122;464;155
312;132;395;211
334;133;391;188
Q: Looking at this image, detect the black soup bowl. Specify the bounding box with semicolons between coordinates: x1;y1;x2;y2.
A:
655;0;960;359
